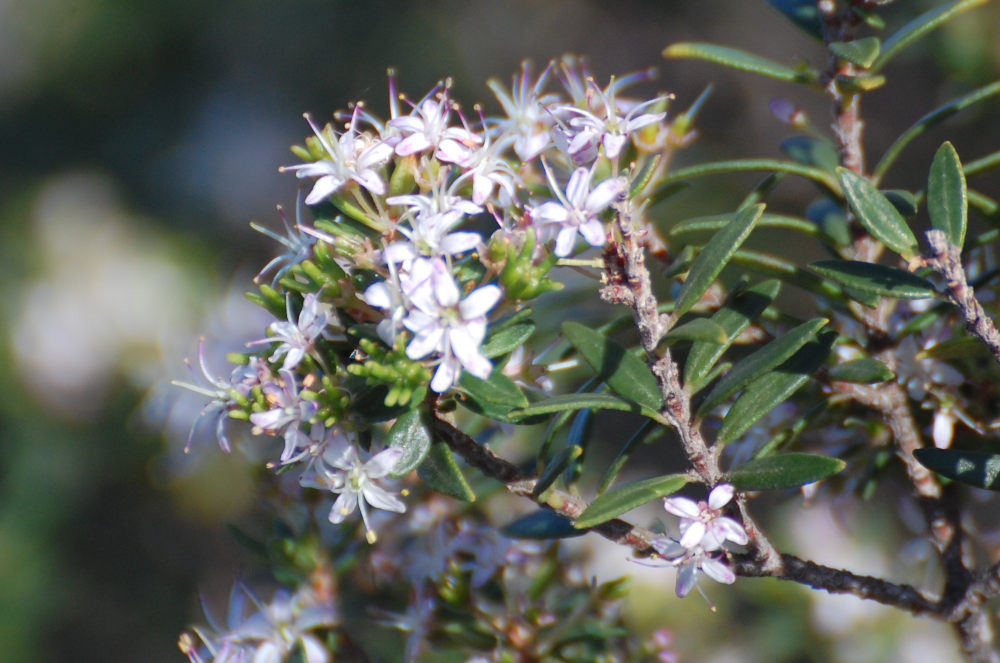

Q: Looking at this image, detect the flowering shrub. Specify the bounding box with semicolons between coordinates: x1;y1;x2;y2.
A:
177;1;1000;661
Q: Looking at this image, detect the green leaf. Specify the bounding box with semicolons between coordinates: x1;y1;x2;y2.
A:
674;204;764;319
629;153;662;198
882;190;919;218
574;475;688;529
656;159;840;194
830;37;881;68
730;250;848;302
828;358;895;383
514;392;644;417
765;0;823;39
728;453;846;490
670;213;817;240
664;42;815;84
481;320;535;358
596;420;659;495
418;442;475;501
874;80;1000;183
663;318;729;345
806;198;851;247
871;0;991;73
501;510;586;539
915;336;988;361
928;142;968;248
386;409;432;478
717;331;835;444
533;445;583;498
837;167;918;258
810;260;937;299
964;150;1000;178
915;448;1000;490
460;369;528;409
780;136;840;172
697;317;827;418
685;279;782;392
834;73;886;94
562;322;663;410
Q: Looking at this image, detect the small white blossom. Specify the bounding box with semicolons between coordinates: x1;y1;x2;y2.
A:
300;442;407;543
487;59;560;161
248;293;336;371
389;87;480;157
250;369;319;462
662;483;748;551
652;537;737;600
530;160;624;257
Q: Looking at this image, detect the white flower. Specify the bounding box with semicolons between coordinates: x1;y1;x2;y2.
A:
401;260;503;393
487;59;560;161
388;87;480;157
281;109;393;204
652;537;737;599
250;368;319;462
529;160;624;257
300;442;407;543
662;483;748;551
247;293;336;371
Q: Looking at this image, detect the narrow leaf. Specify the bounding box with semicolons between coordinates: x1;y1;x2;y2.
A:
837;167;918;258
914;448;1000;490
810;260;937;299
664;42;815;84
874;80;1000;182
481;320;536;358
696;317;828;418
574;475;688;529
674;204;764;319
514;392;660;420
685;279;782;392
730;249;849;302
670;213;817;240
828;357;895;383
663;318;729;345
928;142;968;248
872;0;991;73
533;445;583;498
562;322;663;410
915;336;988;361
780;136;840;172
830;37;881;68
657;159;840;194
460;369;529;409
387;409;432;478
728;453;846;490
596;420;658;495
717;331;835;444
418;442;475;501
502;510;586;539
883;190;920;218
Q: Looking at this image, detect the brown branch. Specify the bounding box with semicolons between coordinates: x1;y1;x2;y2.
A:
925;229;1000;368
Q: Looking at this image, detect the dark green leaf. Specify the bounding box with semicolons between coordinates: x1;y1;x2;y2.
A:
481;321;535;358
871;0;991;73
765;0;824;39
728;453;846;490
915;336;988;361
663;42;815;84
386;409;432;478
717;331;835;444
418;442;475;501
459;369;528;409
837;167;918;258
730;250;849;302
882;190;919;218
810;260;936;299
663;318;729;345
806;198;851;247
657;159;840;195
780;136;839;172
574;475;688;529
670;213;817;240
828;358;895;383
630;153;662;198
928;142;968;248
830;37;881;68
674;204;764;319
596;420;659;495
685;279;781;392
502;510;586;539
697;317;827;418
834;73;886;94
514;392;661;421
914;448;1000;490
533;445;583;497
874;80;1000;182
562;321;663;410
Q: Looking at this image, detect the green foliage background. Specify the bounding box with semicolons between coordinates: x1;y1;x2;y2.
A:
0;1;997;661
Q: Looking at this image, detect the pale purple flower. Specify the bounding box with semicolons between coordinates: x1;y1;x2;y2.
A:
402;260;503;392
441;114;520;207
384;189;483;264
250;195;316;286
652;537;736;600
247;293;336;370
663;483;748;551
250;368;319;462
281;109;393;204
554;84;668;163
487;59;560;161
388;87;480;157
173;340;265;453
300;443;407;543
529;160;624;257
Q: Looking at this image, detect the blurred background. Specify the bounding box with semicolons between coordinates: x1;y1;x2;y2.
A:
1;1;998;661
